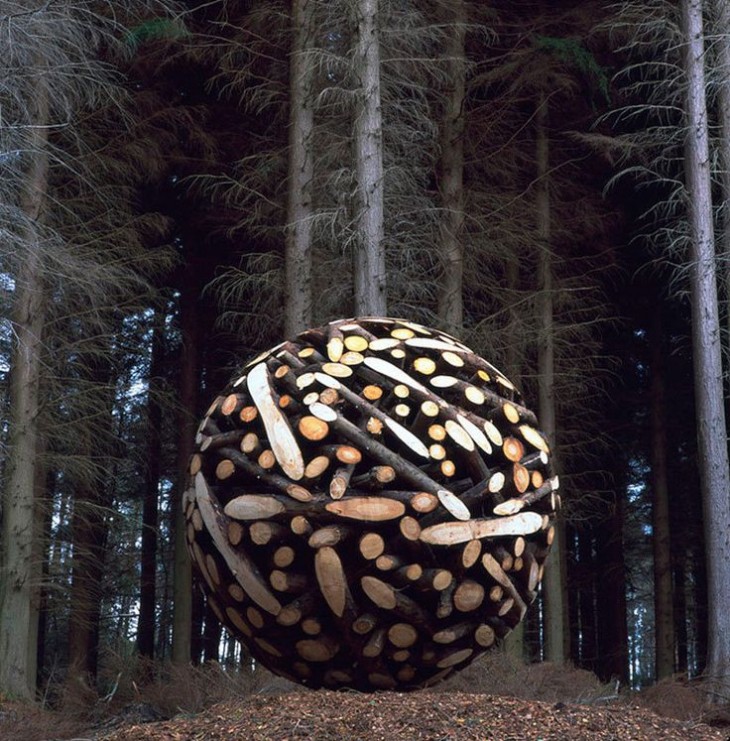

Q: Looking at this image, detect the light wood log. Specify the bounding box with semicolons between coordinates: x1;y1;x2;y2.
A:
194;473;281;616
420;512;544;545
359;532;385;559
453;579;485;612
314;546;351;618
247;362;305;480
325;496;405;521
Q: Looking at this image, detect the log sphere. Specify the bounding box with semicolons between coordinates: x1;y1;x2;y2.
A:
184;317;558;691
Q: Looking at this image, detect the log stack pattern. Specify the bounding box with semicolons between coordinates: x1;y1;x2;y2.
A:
184;317;558;691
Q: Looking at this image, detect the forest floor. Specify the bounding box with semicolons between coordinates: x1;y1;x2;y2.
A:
3;655;730;740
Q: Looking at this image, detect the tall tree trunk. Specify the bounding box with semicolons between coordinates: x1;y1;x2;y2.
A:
171;257;201;664
285;0;315;336
649;305;675;680
535;93;568;663
137;311;165;661
0;82;49;700
353;0;386;316
594;495;629;683
715;0;730;389
437;0;466;336
673;556;689;674
67;358;114;684
681;0;730;692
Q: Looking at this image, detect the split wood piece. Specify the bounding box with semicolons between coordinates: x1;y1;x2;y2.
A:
215;459;236;480
436;582;456;619
303;455;330;479
228;521;245;546
276;591;319;626
218;446;314;502
273;545;295;568
493;498;525;517
433;621;476;645
295;636;340;662
200;430;244;453
359;532;385;560
316;407;457;506
436;647;474;669
437;489;470;521
315;546;354;618
353;613;378;635
360;576;434;629
247;362;305;480
414;569;453;592
298;415;330;441
516;476;560;509
518;424;550;454
399;516;421;541
329;463;356;500
474;624;496;648
482;552;528;620
410;491;439;513
325;497;405;522
513;463;530;493
453;579;485;612
270;569;307;593
308;525;353;549
350;465;396;488
502;437;525;463
290;515;312;536
189;454;202;476
420;511;545;545
461;539;482;569
193;473;281;616
249;521;287;545
363;627;388;658
241;432;261;456
224;493;327;521
388;623;419;648
313;373;429;460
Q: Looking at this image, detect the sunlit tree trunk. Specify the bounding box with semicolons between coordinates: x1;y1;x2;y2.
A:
353;0;386;316
649;305;675;680
0;81;49;700
535;94;568;663
681;0;730;693
437;0;466;336
285;0;315;336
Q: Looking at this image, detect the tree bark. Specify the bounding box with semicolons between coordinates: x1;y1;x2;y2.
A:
649;305;675;680
67;357;114;684
353;0;387;316
285;0;315;336
0;81;49;700
437;0;466;336
535;93;568;663
137;311;165;661
681;0;730;692
171;253;201;664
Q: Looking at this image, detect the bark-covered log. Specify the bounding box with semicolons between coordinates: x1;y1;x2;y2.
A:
184;317;558;692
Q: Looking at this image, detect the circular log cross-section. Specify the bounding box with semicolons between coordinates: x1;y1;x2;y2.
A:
184;317;558;691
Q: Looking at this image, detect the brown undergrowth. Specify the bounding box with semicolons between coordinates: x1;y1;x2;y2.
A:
2;653;729;740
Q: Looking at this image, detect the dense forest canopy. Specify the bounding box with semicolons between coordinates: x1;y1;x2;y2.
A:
1;0;729;705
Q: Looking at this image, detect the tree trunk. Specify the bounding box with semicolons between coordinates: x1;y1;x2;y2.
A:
285;0;315;336
437;0;466;336
353;0;387;316
171;258;201;664
535;93;568;663
681;0;730;692
0;82;49;700
649;305;675;680
67;357;114;684
595;496;629;683
137;311;165;661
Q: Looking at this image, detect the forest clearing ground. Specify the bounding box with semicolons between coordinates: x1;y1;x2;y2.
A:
2;655;730;740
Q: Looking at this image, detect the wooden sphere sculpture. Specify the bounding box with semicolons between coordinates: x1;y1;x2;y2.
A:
184;317;558;691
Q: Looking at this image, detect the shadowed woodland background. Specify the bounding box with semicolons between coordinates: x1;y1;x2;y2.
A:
1;0;730;720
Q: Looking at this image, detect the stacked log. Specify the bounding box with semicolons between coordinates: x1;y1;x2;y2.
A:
184;317;558;691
